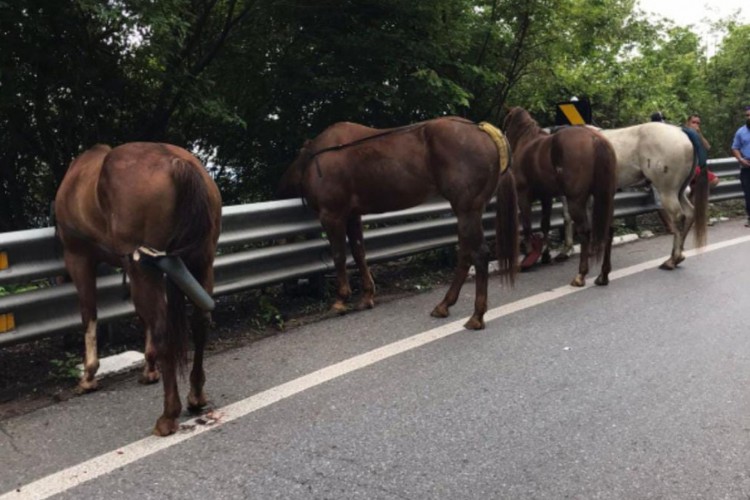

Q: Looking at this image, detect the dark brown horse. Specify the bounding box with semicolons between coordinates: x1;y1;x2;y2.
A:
277;117;519;330
55;142;222;436
503;107;617;287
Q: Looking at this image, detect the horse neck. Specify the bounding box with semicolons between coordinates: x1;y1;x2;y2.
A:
277;150;312;198
508;119;543;151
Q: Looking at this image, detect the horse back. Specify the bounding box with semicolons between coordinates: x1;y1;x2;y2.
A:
512;133;558;196
549;126;614;197
56;142;220;264
298;118;496;214
601;123;693;189
424;118;504;208
97;143;221;259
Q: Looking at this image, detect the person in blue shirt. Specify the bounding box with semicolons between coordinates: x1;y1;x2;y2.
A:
731;105;750;226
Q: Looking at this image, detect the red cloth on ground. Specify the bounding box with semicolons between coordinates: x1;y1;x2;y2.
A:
691;166;717;184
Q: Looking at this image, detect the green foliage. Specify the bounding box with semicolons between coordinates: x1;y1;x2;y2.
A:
257;294;284;330
2;0;748;230
49;352;81;381
701;24;750;157
0;283;43;296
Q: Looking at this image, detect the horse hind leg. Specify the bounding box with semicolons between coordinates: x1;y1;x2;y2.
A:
346;215;375;310
187;309;210;411
676;187;696;264
187;260;214;412
64;252;100;393
556;196;575;262
321;212;351;314
594;226;614;286
140;322;160;384
518;191;542;270
540;197;553;264
567;199;590;287
658;193;687;270
432;209;488;330
129;263;181;436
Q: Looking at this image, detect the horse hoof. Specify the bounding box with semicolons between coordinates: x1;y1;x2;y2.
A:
675;255;686;265
463;317;485;330
330;302;348;315
153;416;179;437
430;305;449;318
541;252;552;265
75;379;98;394
595;275;609;286
659;261;675;271
356;298;375;311
570;276;585;287
187;392;208;412
139;370;161;385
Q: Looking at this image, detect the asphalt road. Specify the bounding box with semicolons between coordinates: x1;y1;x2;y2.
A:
1;221;750;499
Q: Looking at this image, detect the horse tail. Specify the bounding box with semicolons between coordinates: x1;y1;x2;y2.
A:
496;167;519;285
478;123;518;284
164;157;218;372
692;161;709;249
590;135;617;260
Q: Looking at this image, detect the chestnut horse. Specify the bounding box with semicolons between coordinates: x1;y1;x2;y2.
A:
503;107;617;287
277;117;519;330
55;142;222;436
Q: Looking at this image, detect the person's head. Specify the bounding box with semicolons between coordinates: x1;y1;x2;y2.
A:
745;105;750;128
650;111;666;123
686;114;701;128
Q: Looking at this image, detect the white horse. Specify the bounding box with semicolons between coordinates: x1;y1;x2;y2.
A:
558;122;709;270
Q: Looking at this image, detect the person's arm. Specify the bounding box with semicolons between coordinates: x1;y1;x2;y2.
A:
732;148;750;167
732;131;750;167
699;133;711;150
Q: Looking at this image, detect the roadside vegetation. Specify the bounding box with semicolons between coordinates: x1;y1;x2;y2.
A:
3;0;750;230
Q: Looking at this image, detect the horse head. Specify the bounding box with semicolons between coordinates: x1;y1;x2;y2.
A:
276;139;313;199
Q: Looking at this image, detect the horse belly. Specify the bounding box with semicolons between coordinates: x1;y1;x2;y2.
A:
616;164;646;189
353;183;436;214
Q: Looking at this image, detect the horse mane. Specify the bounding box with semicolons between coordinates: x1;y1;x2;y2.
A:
503;107;543;148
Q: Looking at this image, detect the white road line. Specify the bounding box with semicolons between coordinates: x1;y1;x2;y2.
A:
4;234;750;500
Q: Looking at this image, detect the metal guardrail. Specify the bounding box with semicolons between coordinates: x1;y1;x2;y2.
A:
0;158;743;347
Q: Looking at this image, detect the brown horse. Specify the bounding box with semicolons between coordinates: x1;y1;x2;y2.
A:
277;117;519;330
502;107;617;287
55;142;222;436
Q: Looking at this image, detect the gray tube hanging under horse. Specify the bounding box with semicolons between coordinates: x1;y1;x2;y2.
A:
133;246;215;311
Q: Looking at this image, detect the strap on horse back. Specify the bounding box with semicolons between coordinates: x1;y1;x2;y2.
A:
306;121;430;179
309;122;430;159
478;122;511;174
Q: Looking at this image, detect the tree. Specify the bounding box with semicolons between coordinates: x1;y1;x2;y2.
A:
702;23;750;156
1;0;747;230
0;0;258;230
